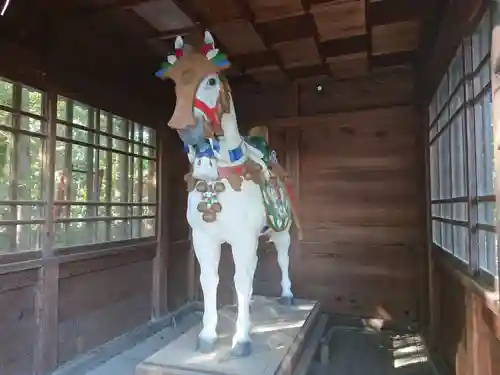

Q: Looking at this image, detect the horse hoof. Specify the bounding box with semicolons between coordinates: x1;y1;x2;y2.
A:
231;341;252;357
278;296;295;306
197;338;216;353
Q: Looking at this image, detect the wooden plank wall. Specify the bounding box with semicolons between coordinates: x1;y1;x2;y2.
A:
57;245;155;365
0;269;39;375
429;253;500;375
229;65;427;325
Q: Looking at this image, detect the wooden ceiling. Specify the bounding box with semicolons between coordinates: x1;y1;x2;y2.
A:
0;0;436;88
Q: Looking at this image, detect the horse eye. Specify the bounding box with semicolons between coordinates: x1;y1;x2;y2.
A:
208;78;217;86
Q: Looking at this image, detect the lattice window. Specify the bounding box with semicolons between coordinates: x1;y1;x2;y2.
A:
0;78;157;253
427;9;498;285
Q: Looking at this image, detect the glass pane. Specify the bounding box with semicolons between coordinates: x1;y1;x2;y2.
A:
57;96;68;120
20;116;42;133
0;132;13;201
73;102;89;127
448;45;464;93
68;204;89;219
130;156;142;202
133;123;142;142
437;74;449;112
449;86;464;116
110;219;129;241
429;141;439;199
99;110;110;135
450;110;466;197
442;223;453;252
442;203;452;219
431;203;440;217
432;220;441;245
98;150;110;202
0;225;15;252
111;152;128;202
0;79;13;108
21;86;42;115
437;106;449;132
71;170;90;202
0;224;42;253
452;202;468;222
16;134;43;201
478;230;498;276
478;202;496;226
96;221;108;243
439;126;451;199
453;225;469;263
481;90;494;195
72;127;90;143
112;115;127;138
142;218;155;237
142;160;156;203
54;221;90;248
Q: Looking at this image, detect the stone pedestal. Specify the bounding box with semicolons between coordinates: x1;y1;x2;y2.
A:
136;295;320;375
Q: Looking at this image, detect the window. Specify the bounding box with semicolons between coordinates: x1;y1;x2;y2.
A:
54;97;157;247
0;78;47;252
0;78;157;253
428;9;498;285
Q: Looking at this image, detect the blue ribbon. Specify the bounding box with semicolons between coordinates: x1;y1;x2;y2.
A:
183;141;242;162
228;146;243;162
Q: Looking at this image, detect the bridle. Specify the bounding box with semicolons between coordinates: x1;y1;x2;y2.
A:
193;76;231;137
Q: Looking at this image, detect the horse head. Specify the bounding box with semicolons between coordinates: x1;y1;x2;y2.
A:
155;31;233;147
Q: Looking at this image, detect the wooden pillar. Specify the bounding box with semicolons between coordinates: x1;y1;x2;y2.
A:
34;89;59;375
491;0;500;293
152;128;170;319
284;127;301;285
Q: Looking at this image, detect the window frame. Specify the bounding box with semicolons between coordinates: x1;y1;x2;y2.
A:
0;77;158;260
427;8;499;290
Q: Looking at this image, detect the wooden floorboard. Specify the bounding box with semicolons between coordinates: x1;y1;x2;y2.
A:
307;326;438;375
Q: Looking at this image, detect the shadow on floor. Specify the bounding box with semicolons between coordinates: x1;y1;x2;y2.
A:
307;325;437;375
80;313;202;375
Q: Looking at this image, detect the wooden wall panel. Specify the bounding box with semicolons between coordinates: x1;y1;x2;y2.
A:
166;240;191;310
57;248;154;365
291;106;423;322
431;255;500;375
0;269;39;375
231;66;414;124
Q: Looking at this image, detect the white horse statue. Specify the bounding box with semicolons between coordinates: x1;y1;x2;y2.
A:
155;31;302;357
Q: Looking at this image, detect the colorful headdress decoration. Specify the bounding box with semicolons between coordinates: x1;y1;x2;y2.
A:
155;30;230;79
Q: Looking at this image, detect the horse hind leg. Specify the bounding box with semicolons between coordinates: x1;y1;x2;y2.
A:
269;230;294;306
192;230;221;353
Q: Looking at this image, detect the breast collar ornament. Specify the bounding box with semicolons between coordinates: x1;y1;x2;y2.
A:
184;139;244;163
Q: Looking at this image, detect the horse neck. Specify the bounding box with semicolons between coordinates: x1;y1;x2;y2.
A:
218;97;243;152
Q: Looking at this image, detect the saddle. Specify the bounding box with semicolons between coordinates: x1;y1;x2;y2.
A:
243;135;289;182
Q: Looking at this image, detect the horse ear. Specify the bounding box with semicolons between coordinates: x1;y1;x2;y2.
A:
204;30;215;47
167;55;177;65
175;35;184;50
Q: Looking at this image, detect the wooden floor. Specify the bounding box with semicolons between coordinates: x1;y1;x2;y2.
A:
76;312;438;375
307;324;437;375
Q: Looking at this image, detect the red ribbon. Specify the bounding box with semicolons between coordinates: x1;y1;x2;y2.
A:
194;98;221;134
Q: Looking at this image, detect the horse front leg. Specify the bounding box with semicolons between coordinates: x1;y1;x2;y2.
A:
270;230;294;306
230;236;259;357
192;230;221;353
